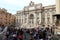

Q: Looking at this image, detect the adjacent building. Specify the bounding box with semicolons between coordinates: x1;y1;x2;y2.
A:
0;8;16;27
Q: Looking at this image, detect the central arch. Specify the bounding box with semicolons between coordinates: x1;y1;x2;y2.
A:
28;14;34;27
29;14;34;19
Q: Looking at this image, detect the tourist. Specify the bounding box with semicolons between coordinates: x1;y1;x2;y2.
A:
17;29;23;40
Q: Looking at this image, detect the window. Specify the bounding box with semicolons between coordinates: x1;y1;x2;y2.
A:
17;19;18;23
5;22;7;24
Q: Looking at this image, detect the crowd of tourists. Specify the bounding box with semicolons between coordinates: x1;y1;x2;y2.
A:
0;25;56;40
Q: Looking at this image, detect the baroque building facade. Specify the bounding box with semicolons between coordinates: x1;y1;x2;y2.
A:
16;1;56;29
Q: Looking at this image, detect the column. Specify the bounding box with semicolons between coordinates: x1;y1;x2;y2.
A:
27;14;28;24
45;13;47;27
50;13;53;26
34;13;36;26
23;14;25;24
21;14;23;28
39;13;41;24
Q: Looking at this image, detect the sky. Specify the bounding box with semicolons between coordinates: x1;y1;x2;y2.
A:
0;0;55;14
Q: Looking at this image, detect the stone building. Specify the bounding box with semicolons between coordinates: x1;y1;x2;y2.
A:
16;0;60;34
0;8;16;27
16;1;56;29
